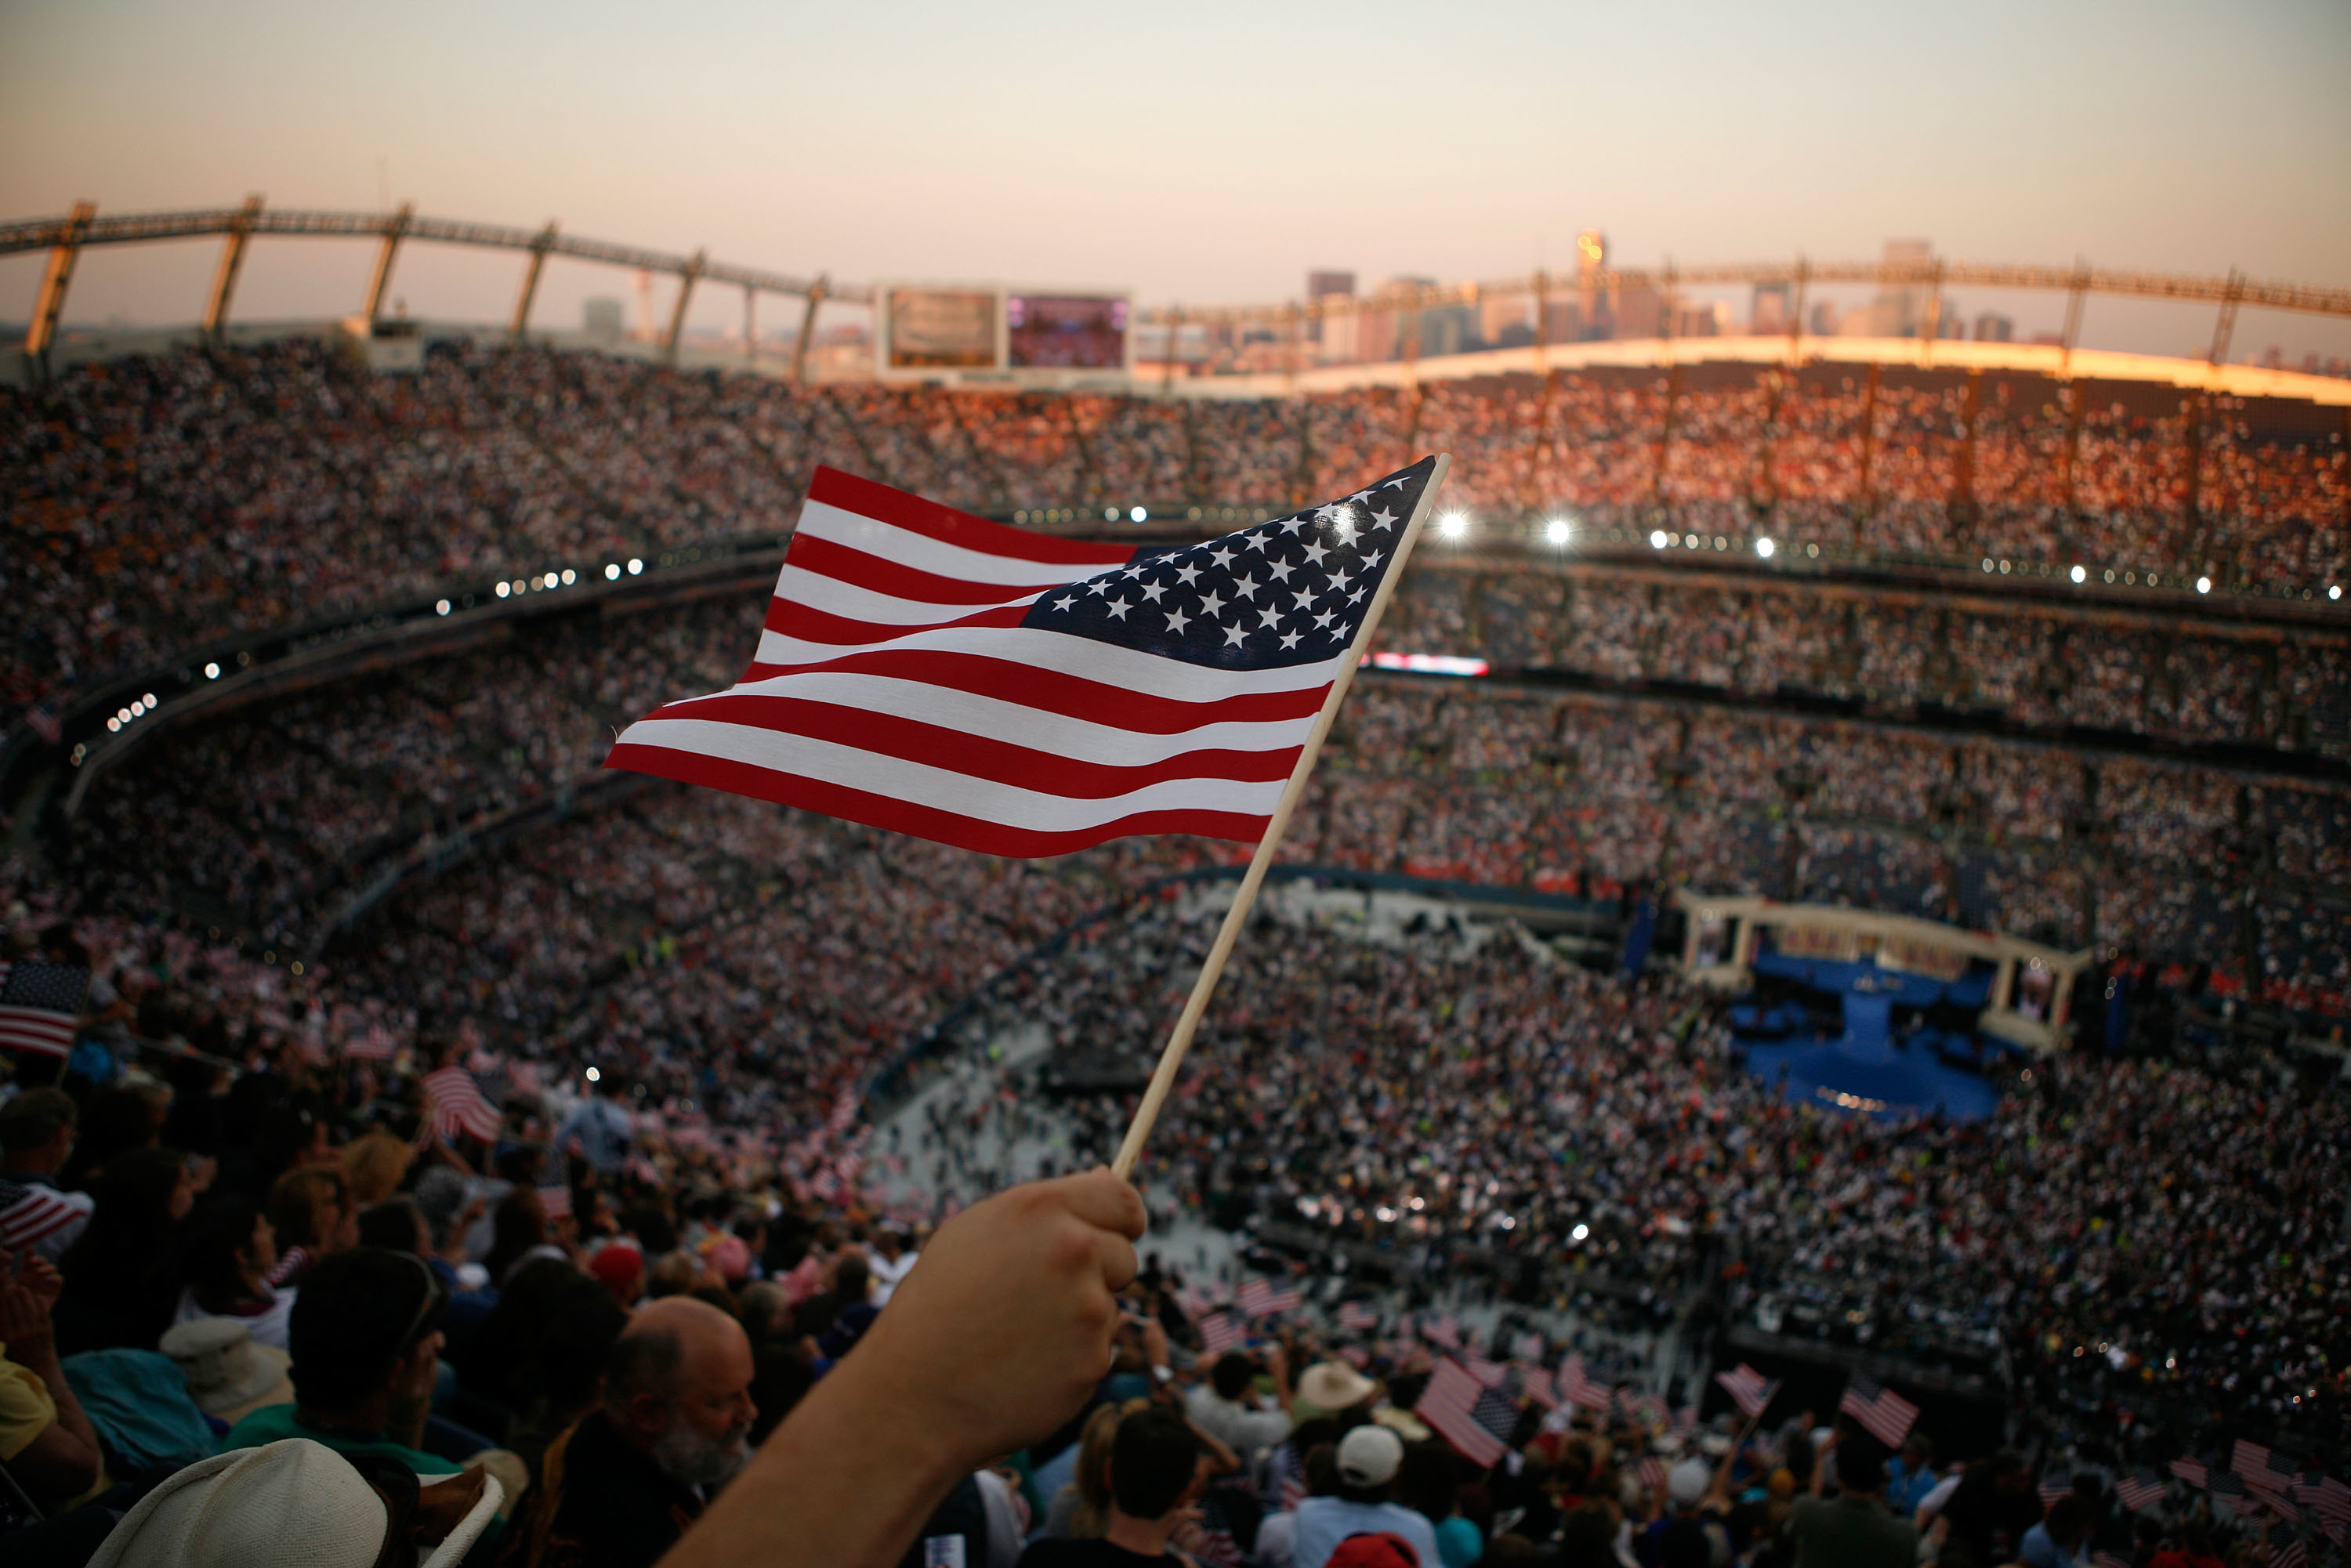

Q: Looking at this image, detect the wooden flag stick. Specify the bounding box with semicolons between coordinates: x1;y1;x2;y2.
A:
1110;453;1454;1181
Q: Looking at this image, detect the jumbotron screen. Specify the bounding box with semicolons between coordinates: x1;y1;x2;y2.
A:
886;288;998;368
1006;293;1128;369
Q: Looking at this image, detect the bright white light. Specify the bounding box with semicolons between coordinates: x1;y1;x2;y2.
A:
2070;564;2086;584
436;599;451;616
604;563;621;581
496;582;510;599
2196;576;2212;594
1685;534;1700;549
106;717;121;733
1570;1222;1590;1242
1545;518;1571;545
1982;558;1995;573
1129;505;1147;523
1438;512;1468;540
585;1066;601;1083
119;707;133;722
1650;529;1669;549
204;662;220;679
542;573;558;589
2331;585;2342;599
560;567;577;585
627;558;643;575
143;693;156;708
1755;536;1774;559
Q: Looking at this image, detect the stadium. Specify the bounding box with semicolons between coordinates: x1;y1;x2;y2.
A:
3;172;2349;1568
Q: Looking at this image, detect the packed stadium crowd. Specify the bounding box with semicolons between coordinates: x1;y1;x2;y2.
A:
6;339;2346;738
2;333;2348;1565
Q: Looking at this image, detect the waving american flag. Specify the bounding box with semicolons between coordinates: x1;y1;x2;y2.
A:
422;1065;502;1143
606;461;1438;856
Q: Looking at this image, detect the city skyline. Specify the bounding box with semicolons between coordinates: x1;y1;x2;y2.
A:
4;0;2348;360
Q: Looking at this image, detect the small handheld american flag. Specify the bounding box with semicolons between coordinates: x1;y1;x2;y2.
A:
1714;1363;1773;1420
1417;1357;1516;1468
0;960;88;1059
422;1065;502;1143
1837;1373;1919;1448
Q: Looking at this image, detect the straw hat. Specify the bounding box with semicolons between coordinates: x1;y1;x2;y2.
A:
87;1437;502;1568
159;1316;293;1422
1297;1360;1377;1412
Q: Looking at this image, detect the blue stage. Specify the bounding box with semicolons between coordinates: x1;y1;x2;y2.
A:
1729;949;2010;1121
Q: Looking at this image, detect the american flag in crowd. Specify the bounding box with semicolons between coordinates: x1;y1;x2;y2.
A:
1636;1455;1668;1493
1555;1356;1614;1414
1197;1312;1245;1357
2269;1538;2306;1568
536;1185;573;1222
826;1090;858;1135
2236;1440;2300;1497
2298;1473;2350;1540
422;1065;502;1142
1237;1278;1301;1320
1463;1356;1509;1387
2115;1469;2167;1512
1715;1363;1773;1420
606;461;1440;856
1516;1363;1557;1410
2038;1476;2075;1509
1417;1357;1516;1468
2210;1472;2266;1522
2170;1457;2209;1489
347;1022;399;1061
0;960;88;1058
1337;1301;1379;1332
1421;1313;1462;1351
1837;1374;1919;1448
0;1180;89;1256
1337;1345;1370;1370
809;1167;844;1202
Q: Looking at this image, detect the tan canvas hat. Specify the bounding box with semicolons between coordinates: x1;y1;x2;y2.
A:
158;1316;295;1422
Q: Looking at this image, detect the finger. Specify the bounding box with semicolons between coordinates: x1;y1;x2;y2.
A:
1092;1229;1139;1294
1059;1168;1147;1240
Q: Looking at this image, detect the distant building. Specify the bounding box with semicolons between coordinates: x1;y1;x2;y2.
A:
1809;301;1842;335
1575;230;1614;339
583;298;624;345
1751;281;1794;333
1974;312;2014;342
1306;270;1356;350
1307;271;1356;300
1867;239;1933;336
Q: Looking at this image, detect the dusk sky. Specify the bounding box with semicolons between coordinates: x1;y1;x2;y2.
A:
5;0;2348;357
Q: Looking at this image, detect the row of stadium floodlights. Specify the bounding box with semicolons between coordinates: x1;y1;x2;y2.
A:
1012;505;2346;604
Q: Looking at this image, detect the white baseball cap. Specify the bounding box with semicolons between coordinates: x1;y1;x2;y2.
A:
1337;1423;1406;1487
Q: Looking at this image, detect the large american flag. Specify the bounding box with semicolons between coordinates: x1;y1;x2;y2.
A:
1417;1356;1516;1468
1555;1355;1614;1415
2115;1468;2166;1512
0;961;87;1058
422;1065;502;1143
1837;1373;1919;1447
605;461;1438;856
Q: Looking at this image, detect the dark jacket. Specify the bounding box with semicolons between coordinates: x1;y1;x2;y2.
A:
521;1411;703;1568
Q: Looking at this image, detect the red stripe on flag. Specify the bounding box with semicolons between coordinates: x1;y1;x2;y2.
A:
739;649;1329;733
806;467;1138;567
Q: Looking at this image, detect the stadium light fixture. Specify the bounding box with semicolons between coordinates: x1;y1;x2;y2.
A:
2197;576;2212;594
496;582;510;599
106;717;121;733
1129;505;1147;523
1545;518;1571;545
627;558;643;575
1438;512;1469;540
1649;529;1669;549
1755;536;1774;559
585;1066;601;1083
1570;1222;1590;1242
204;661;220;679
560;567;577;585
604;563;620;580
2331;585;2342;599
143;693;156;708
1685;534;1700;549
2070;564;2086;584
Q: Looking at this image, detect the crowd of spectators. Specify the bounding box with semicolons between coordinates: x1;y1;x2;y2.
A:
8;340;2344;739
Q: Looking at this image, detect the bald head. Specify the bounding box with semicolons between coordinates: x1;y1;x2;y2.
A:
605;1295;758;1480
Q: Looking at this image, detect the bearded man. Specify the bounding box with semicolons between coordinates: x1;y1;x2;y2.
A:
523;1295;757;1568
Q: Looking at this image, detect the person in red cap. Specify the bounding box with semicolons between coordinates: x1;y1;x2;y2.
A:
588;1244;643;1308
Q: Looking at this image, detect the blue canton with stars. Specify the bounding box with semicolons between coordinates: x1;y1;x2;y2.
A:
1025;457;1436;670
